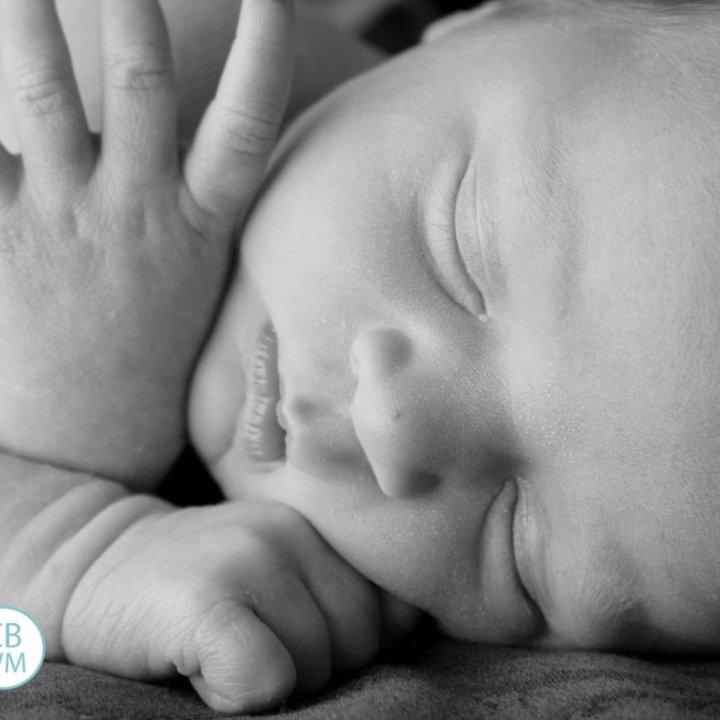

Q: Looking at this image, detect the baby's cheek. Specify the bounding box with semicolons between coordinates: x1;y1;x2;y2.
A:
189;324;246;470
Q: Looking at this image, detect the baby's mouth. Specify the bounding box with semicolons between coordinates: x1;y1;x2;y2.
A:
241;322;371;480
243;322;286;464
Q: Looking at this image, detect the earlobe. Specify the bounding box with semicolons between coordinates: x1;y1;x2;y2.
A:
421;5;497;44
422;11;472;43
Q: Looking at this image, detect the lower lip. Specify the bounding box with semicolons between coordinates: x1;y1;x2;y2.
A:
243;323;286;463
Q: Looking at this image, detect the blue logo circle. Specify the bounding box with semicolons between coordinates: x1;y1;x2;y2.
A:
0;607;45;690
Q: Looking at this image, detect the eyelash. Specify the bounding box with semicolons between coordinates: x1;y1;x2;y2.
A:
429;193;487;320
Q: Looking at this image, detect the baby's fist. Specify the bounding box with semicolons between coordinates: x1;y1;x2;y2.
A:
62;502;382;713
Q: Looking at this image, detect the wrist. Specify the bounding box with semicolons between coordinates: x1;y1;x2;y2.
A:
0;453;173;657
0;382;187;486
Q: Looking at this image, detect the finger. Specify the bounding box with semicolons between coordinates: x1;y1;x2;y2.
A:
0;0;93;187
302;542;382;676
250;566;333;697
189;601;296;714
378;591;423;654
182;0;295;228
100;0;177;186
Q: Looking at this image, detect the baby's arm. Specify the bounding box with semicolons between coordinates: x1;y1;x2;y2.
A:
0;451;382;713
0;0;386;712
0;0;294;483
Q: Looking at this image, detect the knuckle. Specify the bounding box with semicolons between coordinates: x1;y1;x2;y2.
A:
181;597;235;663
106;43;172;92
194;598;239;639
246;31;291;66
9;63;75;119
214;100;280;157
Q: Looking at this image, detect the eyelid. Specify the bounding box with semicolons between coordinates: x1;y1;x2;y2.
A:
455;162;493;318
425;164;488;320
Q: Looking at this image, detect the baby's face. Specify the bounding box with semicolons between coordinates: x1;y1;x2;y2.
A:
191;0;720;651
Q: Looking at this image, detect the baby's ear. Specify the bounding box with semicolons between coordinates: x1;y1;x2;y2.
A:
421;6;492;44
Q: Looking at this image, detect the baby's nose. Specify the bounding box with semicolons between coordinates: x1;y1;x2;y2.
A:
350;328;451;498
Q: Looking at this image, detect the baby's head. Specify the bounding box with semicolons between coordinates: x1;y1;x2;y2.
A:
191;0;720;652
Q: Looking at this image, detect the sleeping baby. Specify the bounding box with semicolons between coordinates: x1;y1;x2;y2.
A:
1;0;720;714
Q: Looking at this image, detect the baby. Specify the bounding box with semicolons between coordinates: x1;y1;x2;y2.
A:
193;0;720;653
2;0;720;714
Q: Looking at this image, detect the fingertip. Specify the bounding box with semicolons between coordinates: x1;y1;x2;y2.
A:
190;602;297;713
190;667;294;715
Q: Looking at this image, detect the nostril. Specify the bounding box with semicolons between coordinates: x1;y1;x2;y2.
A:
350;328;413;379
277;395;318;432
373;465;440;499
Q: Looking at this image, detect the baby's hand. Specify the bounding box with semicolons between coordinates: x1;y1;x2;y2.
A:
62;501;381;714
0;0;294;483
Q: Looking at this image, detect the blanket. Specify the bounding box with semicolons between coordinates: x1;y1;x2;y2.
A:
3;637;720;719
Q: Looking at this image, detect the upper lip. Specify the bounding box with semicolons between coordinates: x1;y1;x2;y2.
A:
281;402;370;481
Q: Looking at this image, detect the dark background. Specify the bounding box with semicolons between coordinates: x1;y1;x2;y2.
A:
364;0;486;52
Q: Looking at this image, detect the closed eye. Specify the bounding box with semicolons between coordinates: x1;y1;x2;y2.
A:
426;189;487;319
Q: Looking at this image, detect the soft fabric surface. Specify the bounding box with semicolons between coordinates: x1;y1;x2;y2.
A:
3;637;720;719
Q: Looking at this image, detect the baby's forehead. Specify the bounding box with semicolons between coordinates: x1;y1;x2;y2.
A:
420;0;720;210
429;0;720;107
